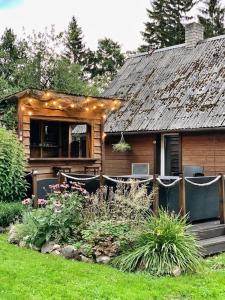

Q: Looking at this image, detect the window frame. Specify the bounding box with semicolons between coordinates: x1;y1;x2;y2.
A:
29;117;94;160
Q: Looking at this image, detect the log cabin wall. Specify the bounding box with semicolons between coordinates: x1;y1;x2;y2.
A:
105;131;225;176
19;97;103;178
104;135;155;175
182;132;225;176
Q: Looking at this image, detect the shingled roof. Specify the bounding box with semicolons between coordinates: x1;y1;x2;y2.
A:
103;27;225;133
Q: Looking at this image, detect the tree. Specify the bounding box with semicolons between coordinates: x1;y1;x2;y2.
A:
86;38;125;84
51;59;99;96
198;0;225;38
0;28;27;85
139;0;195;51
64;16;86;65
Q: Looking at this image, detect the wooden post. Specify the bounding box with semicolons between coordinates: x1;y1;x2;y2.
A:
179;174;186;217
218;173;225;224
58;170;64;185
152;174;159;215
99;171;105;203
32;170;38;208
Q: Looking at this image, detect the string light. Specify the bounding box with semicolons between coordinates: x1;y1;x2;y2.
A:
86;98;90;102
113;100;118;105
85;107;89;112
103;114;107;119
58;105;62;109
45;103;48;107
29;98;33;103
100;103;104;107
28;111;32;116
21;106;25;111
103;133;107;139
53;101;56;105
111;107;116;111
71;104;75;108
46;92;50;97
93;106;97;109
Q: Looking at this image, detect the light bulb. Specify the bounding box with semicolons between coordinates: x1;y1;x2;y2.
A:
21;106;25;111
71;104;75;108
85;107;89;111
28;111;32;116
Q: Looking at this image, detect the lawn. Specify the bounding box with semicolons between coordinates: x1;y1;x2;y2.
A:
1;235;225;300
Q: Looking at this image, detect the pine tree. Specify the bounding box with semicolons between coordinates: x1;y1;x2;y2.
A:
198;0;225;38
139;0;195;51
64;16;86;65
85;38;125;84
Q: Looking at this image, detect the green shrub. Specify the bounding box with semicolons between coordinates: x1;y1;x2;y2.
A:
78;221;132;257
113;210;202;276
0;202;24;227
0;128;27;202
16;186;85;247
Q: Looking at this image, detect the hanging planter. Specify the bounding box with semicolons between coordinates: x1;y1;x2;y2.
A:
112;132;131;152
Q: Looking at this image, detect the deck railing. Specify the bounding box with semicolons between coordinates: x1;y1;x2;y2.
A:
29;171;225;224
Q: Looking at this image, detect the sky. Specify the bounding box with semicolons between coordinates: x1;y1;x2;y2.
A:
0;0;224;51
0;0;151;51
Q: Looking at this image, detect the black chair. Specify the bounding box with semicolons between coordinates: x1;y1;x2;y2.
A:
183;166;204;177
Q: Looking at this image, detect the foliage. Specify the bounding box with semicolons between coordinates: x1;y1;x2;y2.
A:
64;16;86;66
198;0;225;38
112;141;131;152
0;202;24;227
76;221;132;258
16;184;86;247
113;210;201;276
0;128;27;202
85;181;152;225
51;59;100;96
85;38;125;82
0;104;17;131
139;0;195;51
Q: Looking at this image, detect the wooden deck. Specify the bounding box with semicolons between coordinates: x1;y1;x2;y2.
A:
190;220;225;256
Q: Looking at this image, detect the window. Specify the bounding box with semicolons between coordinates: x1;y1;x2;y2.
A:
30;120;92;159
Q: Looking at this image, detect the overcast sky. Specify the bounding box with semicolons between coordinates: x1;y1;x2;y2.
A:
0;0;224;51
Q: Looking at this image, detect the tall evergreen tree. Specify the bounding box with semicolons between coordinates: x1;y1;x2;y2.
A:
139;0;195;51
64;16;86;65
86;38;125;82
198;0;225;38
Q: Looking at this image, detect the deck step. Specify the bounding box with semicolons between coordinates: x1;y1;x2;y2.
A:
199;235;225;256
190;224;225;240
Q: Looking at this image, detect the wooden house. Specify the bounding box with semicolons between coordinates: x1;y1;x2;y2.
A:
0;89;121;178
103;22;225;177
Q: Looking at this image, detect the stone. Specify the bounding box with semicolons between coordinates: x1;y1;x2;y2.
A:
51;250;61;256
96;255;111;264
8;226;19;244
61;245;80;260
19;240;26;248
41;241;61;254
80;255;93;263
172;266;182;277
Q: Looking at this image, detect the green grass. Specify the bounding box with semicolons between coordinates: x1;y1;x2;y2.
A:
1;235;225;300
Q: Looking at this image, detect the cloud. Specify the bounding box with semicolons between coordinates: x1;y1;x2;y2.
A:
0;0;23;9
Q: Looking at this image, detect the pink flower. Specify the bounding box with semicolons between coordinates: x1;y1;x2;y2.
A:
22;198;31;205
38;199;47;206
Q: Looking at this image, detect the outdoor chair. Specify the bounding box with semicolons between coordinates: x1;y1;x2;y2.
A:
183;166;204;177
